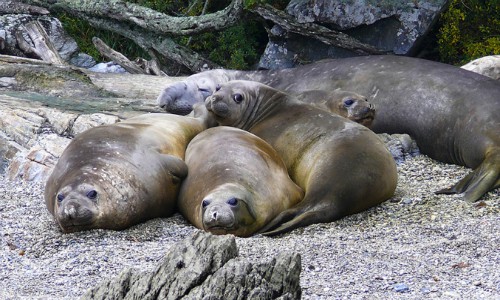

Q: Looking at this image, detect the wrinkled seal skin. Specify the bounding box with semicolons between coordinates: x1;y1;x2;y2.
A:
295;89;375;127
205;80;398;236
177;126;304;237
45;110;213;233
158;55;500;202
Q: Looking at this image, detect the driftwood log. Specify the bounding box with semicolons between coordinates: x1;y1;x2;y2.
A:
15;21;66;64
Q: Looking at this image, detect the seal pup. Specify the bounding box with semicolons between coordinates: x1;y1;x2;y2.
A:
295;89;375;127
158;55;500;202
205;80;398;236
44;108;213;233
177;126;304;237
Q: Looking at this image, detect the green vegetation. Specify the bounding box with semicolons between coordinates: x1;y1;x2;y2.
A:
437;0;500;65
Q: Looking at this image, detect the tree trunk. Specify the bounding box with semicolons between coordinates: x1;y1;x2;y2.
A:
18;0;244;36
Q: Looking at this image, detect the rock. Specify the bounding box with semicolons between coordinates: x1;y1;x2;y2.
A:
0;14;79;61
461;55;500;81
82;231;302;300
377;133;420;164
71;113;120;136
89;62;128;74
394;283;410;293
70;52;97;68
259;0;448;69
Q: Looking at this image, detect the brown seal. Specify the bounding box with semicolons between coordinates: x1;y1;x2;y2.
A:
159;55;500;202
295;89;375;127
205;80;398;235
44;110;212;233
177;126;304;237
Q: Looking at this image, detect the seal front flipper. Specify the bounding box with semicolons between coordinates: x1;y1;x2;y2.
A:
159;154;188;183
435;152;500;202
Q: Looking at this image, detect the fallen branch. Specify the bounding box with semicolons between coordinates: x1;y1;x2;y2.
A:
0;54;53;65
85;16;218;73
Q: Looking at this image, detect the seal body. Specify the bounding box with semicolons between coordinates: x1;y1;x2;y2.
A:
205;80;398;235
159;55;500;202
177;126;304;237
295;89;375;127
45;112;211;233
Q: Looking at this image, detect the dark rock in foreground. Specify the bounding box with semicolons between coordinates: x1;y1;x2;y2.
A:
82;231;302;300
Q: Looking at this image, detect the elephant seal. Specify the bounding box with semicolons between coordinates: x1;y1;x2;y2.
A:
177;126;304;237
205;80;398;235
45;109;213;233
295;89;375;127
158;55;500;202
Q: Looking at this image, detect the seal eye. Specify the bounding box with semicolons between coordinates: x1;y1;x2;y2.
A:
344;99;355;107
86;190;98;199
227;197;238;206
57;194;65;202
215;84;221;92
233;94;243;103
202;199;211;208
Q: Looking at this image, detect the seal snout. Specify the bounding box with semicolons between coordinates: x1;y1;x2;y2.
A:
201;198;236;233
57;200;95;231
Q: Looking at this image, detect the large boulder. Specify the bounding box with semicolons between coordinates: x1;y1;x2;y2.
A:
82;231;302;300
259;0;449;69
461;55;500;81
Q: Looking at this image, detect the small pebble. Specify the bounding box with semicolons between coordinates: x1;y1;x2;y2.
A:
394;283;410;293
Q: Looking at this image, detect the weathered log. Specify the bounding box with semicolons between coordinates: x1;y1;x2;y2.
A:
19;0;244;36
0;54;52;65
0;60;183;98
15;21;65;64
0;0;49;15
250;4;385;55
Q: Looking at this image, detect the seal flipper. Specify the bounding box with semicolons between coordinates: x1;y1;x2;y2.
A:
435;152;500;202
260;211;326;236
159;154;188;182
258;209;298;234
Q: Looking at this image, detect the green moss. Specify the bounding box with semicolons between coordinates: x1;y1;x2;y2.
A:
437;0;500;65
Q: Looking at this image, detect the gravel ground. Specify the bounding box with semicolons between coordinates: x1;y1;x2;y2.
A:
0;155;499;300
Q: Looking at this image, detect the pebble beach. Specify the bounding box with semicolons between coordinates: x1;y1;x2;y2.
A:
0;154;499;299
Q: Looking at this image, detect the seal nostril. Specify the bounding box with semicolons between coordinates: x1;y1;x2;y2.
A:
212;211;218;220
